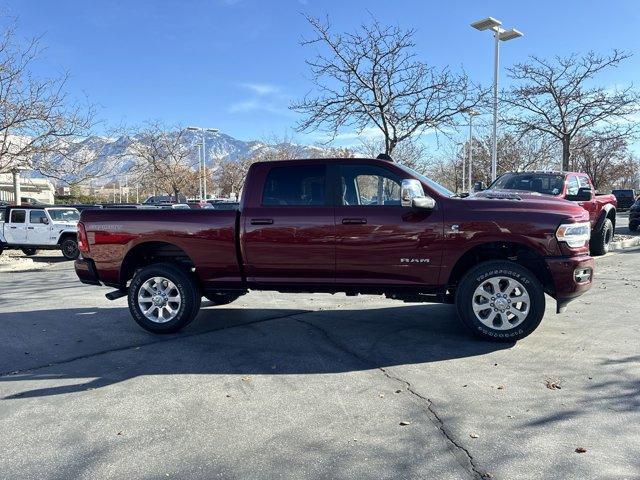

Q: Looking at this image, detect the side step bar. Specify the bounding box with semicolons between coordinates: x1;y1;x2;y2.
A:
105;289;128;301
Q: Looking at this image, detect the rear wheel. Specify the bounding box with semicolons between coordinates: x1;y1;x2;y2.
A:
629;221;638;232
128;263;201;333
204;293;243;306
61;237;79;260
22;248;37;256
456;261;545;342
590;218;613;256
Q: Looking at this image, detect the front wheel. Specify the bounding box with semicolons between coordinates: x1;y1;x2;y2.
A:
590;218;613;256
456;261;545;342
22;248;37;256
128;263;201;333
629;221;638;232
61;238;80;260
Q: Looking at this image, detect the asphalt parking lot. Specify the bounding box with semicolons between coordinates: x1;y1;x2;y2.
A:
1;245;639;479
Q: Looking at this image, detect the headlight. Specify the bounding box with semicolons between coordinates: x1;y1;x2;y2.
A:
556;222;591;248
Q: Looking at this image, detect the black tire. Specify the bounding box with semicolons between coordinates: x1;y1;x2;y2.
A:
22;248;37;256
629;221;638;232
204;293;242;306
61;237;80;260
456;261;546;342
128;263;201;334
590;218;613;256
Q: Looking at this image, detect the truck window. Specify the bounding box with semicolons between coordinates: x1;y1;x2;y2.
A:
567;176;580;196
577;176;590;189
29;210;48;224
10;209;26;223
262;165;326;206
340;165;401;206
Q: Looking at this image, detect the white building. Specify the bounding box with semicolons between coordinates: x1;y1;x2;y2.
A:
0;172;55;204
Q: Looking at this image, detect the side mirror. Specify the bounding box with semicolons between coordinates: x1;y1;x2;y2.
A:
401;179;435;210
569;187;593;202
40;217;49;224
473;181;486;192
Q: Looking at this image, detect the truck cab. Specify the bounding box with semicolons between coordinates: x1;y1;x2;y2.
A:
0;206;80;259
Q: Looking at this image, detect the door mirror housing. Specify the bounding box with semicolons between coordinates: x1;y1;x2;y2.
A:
40;216;49;224
401;179;435;210
568;187;593;202
473;181;486;192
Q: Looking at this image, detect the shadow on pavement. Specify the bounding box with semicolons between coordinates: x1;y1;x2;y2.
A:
0;303;512;399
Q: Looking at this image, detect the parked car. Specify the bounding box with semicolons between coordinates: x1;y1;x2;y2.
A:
485;171;617;255
0;205;80;259
208;201;239;211
75;157;594;342
611;189;636;211
143;195;187;205
629;198;640;232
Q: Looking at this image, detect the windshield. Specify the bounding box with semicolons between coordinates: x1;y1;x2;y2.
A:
48;208;80;222
490;173;565;195
394;163;455;197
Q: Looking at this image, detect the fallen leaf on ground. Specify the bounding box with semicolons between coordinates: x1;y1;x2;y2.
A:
575;447;587;453
545;379;562;390
470;433;479;439
399;421;410;426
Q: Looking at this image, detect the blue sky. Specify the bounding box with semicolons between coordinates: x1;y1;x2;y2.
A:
5;0;640;148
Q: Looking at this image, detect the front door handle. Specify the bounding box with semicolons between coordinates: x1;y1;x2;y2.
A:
250;218;274;225
342;218;367;225
27;227;34;230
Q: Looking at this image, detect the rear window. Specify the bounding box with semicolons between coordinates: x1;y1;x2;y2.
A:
262;165;326;206
613;190;634;197
10;209;26;223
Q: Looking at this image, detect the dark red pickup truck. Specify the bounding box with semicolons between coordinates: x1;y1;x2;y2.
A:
75;157;594;342
487;171;617;255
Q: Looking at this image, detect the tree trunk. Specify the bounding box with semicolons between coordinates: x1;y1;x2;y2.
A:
562;136;571;171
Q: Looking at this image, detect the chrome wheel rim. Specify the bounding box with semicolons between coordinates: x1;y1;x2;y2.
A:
472;276;530;330
137;276;182;323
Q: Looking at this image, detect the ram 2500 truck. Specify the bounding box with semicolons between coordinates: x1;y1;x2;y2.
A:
486;171;617;255
75;157;594;342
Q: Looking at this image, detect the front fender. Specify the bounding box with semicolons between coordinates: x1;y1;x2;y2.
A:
594;204;616;231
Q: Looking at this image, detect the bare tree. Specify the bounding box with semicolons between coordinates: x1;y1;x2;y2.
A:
127;122;196;200
291;16;483;155
571;136;630;189
214;155;255;198
358;136;428;172
0;19;96;176
504;50;640;171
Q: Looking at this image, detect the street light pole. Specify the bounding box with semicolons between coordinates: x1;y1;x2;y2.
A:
187;126;219;201
465;109;479;192
471;17;523;182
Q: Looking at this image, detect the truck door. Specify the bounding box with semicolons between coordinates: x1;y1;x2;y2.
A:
334;163;443;286
242;163;335;284
5;209;27;244
26;210;51;245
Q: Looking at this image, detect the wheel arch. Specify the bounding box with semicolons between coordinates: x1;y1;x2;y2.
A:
57;231;77;244
446;241;555;296
120;241;196;287
595;204;616;231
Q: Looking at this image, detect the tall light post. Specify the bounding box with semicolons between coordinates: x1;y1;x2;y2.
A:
187;126;219;200
464;109;480;192
471;17;522;182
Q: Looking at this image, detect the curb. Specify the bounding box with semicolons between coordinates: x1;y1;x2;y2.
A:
608;236;640;252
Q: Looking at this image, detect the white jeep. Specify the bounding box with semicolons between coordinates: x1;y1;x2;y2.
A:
0;206;80;259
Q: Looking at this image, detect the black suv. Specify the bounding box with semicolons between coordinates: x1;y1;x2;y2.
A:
612;189;636;211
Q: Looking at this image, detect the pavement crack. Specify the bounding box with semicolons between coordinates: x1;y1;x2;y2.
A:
296;318;485;480
0;310;309;378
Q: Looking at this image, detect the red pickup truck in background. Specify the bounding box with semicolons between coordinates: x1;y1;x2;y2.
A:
75;157;594;342
486;171;617;255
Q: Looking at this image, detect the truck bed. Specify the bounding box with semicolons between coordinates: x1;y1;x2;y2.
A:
80;209;242;287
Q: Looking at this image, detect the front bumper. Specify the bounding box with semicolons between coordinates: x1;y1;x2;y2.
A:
75;257;101;286
545;254;594;313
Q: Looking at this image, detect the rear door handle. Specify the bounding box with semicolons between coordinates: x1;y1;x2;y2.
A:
250;218;274;225
9;226;16;229
341;218;367;225
27;227;34;230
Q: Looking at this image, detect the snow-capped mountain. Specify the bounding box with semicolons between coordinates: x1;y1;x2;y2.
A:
41;130;331;185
